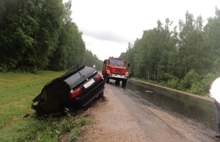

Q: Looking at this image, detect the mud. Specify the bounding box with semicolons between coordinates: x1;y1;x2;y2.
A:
78;83;218;142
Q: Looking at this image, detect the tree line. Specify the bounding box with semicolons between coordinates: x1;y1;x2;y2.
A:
120;8;220;96
0;0;102;72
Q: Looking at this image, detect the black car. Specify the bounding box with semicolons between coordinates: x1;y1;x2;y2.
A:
32;66;105;117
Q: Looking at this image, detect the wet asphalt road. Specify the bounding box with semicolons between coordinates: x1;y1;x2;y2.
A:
107;79;219;142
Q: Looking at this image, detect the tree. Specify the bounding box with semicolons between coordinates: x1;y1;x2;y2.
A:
0;0;38;71
120;42;136;77
0;0;64;72
0;0;87;72
83;50;103;70
120;11;219;96
178;12;206;78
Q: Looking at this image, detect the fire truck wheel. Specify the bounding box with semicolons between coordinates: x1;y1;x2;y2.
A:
115;79;120;86
106;76;109;83
122;79;127;86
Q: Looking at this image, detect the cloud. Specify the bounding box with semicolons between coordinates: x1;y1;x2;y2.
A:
65;0;220;61
80;28;130;43
82;35;128;61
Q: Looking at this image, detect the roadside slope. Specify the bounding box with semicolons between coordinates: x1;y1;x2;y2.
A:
81;84;148;141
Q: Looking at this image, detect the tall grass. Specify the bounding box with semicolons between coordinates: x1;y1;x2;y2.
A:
0;71;87;141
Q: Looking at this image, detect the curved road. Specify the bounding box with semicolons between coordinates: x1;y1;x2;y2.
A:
80;83;217;142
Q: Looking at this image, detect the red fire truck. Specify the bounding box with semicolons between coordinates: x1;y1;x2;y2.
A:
102;57;129;86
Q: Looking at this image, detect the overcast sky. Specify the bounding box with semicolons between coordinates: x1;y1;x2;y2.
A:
64;0;220;61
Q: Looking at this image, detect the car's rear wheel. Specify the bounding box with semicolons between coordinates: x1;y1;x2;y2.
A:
99;91;104;98
63;105;75;117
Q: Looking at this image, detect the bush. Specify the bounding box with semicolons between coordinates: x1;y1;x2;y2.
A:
201;73;218;94
167;77;179;89
186;82;205;96
179;69;199;89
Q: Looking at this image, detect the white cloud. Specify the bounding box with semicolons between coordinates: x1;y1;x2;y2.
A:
64;0;220;61
82;35;128;60
81;28;131;43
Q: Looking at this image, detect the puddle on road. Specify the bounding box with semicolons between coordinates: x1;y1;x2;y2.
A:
125;80;217;132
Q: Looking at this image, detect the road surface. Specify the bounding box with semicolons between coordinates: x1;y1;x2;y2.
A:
78;83;218;142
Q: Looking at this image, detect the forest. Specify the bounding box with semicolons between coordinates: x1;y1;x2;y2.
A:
1;0;220;96
0;0;103;72
120;8;220;96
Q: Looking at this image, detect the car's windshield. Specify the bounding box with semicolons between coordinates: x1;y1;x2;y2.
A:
109;60;125;66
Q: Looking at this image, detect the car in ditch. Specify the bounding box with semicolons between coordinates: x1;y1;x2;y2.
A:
32;65;105;117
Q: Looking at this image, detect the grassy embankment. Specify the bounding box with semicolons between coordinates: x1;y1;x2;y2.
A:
132;77;210;97
0;71;88;142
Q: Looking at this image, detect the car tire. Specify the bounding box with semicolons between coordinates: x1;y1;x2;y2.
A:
106;76;109;83
115;79;120;86
99;91;104;98
122;79;127;87
63;106;75;117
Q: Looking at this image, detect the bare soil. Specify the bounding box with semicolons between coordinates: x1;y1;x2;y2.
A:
78;84;148;142
77;83;218;142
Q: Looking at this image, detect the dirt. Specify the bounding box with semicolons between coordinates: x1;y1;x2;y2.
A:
76;83;219;142
58;132;69;142
78;84;148;142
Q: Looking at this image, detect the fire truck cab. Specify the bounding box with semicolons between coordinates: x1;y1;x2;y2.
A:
102;57;129;86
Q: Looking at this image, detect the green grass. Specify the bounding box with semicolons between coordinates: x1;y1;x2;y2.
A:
0;71;87;142
131;77;209;97
132;77;158;85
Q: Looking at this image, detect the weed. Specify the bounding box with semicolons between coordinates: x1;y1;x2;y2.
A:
77;117;87;128
68;129;78;142
56;117;76;134
0;71;88;141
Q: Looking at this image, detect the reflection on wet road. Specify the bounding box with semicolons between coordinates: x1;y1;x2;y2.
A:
126;79;217;133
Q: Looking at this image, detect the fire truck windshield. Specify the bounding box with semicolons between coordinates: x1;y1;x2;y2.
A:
109;60;125;66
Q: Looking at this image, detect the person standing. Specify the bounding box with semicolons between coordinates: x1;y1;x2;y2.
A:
210;77;220;138
214;99;220;138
